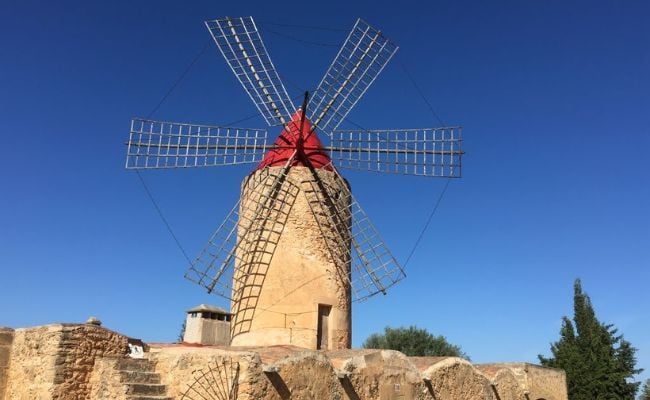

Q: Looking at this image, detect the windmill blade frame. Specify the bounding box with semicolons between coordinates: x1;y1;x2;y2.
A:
126;118;268;169
307;19;398;136
329;127;463;177
184;155;299;300
206;16;296;126
301;164;406;302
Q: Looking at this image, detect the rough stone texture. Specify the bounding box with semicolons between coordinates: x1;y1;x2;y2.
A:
477;363;567;400
338;350;429;400
271;351;343;399
88;357;126;399
150;345;265;400
476;366;526;400
231;167;352;350
422;357;496;400
0;327;15;400
5;324;129;400
2;324;568;400
5;324;63;399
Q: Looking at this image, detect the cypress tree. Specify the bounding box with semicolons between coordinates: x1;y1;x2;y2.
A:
539;279;642;400
639;378;650;400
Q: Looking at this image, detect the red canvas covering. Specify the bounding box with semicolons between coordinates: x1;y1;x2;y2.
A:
256;110;333;171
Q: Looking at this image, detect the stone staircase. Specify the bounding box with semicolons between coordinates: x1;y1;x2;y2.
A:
116;358;172;400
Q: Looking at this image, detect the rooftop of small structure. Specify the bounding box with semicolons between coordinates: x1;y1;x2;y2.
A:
185;303;230;314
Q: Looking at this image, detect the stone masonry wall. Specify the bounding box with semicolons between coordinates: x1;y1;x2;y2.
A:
150;345;568;400
5;324;63;399
2;324;568;400
150;346;267;400
526;364;568;400
477;363;567;400
231;167;352;350
5;323;129;400
0;327;14;400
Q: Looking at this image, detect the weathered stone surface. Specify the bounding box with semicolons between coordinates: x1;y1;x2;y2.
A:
150;345;264;400
4;324;62;399
476;366;526;400
231;167;352;350
270;351;343;399
88;358;128;399
0;327;14;400
5;324;129;400
478;363;568;400
339;350;429;400
3;324;568;400
422;357;496;400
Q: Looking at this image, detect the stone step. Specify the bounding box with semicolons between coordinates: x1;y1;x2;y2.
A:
127;383;167;396
120;370;161;384
117;358;156;373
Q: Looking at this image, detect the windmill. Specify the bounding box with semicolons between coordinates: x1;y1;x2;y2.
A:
126;17;463;350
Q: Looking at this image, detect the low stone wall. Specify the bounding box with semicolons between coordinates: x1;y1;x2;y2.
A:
1;323;568;400
151;345;266;400
5;324;63;399
477;363;567;400
336;350;427;399
4;323;130;400
0;327;14;400
421;357;496;400
476;365;526;400
270;351;342;399
148;345;569;400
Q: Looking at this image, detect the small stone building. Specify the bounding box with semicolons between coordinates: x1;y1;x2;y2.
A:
183;304;231;346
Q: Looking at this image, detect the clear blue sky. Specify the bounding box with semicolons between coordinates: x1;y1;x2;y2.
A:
1;0;648;384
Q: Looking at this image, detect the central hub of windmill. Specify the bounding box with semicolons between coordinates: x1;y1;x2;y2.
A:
256;110;333;171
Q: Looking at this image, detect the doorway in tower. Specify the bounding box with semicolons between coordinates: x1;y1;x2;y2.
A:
316;304;332;350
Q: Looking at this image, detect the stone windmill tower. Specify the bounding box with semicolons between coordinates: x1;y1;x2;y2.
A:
126;17;463;350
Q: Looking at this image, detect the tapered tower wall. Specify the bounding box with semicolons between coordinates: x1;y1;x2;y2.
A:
230;166;352;349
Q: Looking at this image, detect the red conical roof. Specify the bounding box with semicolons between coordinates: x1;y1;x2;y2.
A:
256;110;333;171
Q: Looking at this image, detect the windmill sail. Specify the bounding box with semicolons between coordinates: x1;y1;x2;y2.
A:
126;118;267;169
185;162;299;299
301;165;406;301
206;16;296;126
307;19;398;136
330;127;463;177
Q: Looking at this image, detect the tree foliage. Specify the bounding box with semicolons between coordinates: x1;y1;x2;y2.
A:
362;325;468;359
640;379;650;400
177;320;186;343
539;279;642;400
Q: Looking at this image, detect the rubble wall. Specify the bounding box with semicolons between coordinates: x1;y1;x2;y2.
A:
422;357;496;400
0;327;14;400
338;350;428;400
87;357;125;399
4;324;63;399
2;323;569;400
4;324;129;400
526;364;568;400
477;363;567;400
151;346;268;400
476;365;526;400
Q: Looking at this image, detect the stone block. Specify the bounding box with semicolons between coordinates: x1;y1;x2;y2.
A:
0;331;13;346
0;347;10;367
